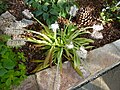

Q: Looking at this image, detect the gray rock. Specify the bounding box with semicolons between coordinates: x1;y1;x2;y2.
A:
13;75;39;90
36;62;90;90
91;31;103;39
0;11;34;33
76;63;120;90
1;11;16;21
112;39;120;51
87;43;120;74
0;11;34;47
71;42;120;89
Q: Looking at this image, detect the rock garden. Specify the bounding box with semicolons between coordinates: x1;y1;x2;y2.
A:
0;0;120;90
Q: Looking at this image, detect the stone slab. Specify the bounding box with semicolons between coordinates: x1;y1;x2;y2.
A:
86;43;120;74
76;64;120;90
36;62;90;90
112;39;120;51
13;75;39;90
71;43;120;89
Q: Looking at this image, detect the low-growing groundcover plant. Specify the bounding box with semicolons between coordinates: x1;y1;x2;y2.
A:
24;0;77;25
0;35;27;90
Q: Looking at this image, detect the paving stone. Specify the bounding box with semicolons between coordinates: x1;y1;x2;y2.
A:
36;62;90;90
77;64;120;90
112;39;120;51
86;43;120;74
70;43;120;89
101;65;120;90
13;75;39;90
98;43;120;56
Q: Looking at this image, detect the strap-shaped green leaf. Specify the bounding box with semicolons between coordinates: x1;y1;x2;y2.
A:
28;30;52;43
43;46;54;67
31;63;49;73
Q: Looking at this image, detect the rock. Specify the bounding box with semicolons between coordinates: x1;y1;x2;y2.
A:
91;31;103;39
86;43;120;74
1;11;16;21
0;11;34;46
35;42;120;90
112;39;120;51
22;9;33;19
70;43;120;89
0;11;34;33
10;19;34;29
36;62;90;90
13;75;39;90
0;11;16;31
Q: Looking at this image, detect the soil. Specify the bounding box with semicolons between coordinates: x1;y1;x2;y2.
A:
5;0;120;74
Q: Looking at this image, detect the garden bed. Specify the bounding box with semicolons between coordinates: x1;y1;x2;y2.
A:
3;0;119;74
0;0;120;89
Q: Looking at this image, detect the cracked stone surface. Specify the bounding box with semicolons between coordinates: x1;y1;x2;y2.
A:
0;11;15;32
0;11;34;47
13;75;39;90
36;62;90;90
71;41;120;90
86;43;120;74
76;64;120;90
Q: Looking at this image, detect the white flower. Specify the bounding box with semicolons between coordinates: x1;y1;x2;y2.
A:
106;7;110;10
92;24;104;31
69;5;78;17
102;8;106;12
116;1;120;6
66;42;74;49
51;22;59;32
76;46;87;59
91;31;103;39
22;9;34;19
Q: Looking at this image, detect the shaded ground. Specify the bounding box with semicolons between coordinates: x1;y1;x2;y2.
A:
5;0;120;74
